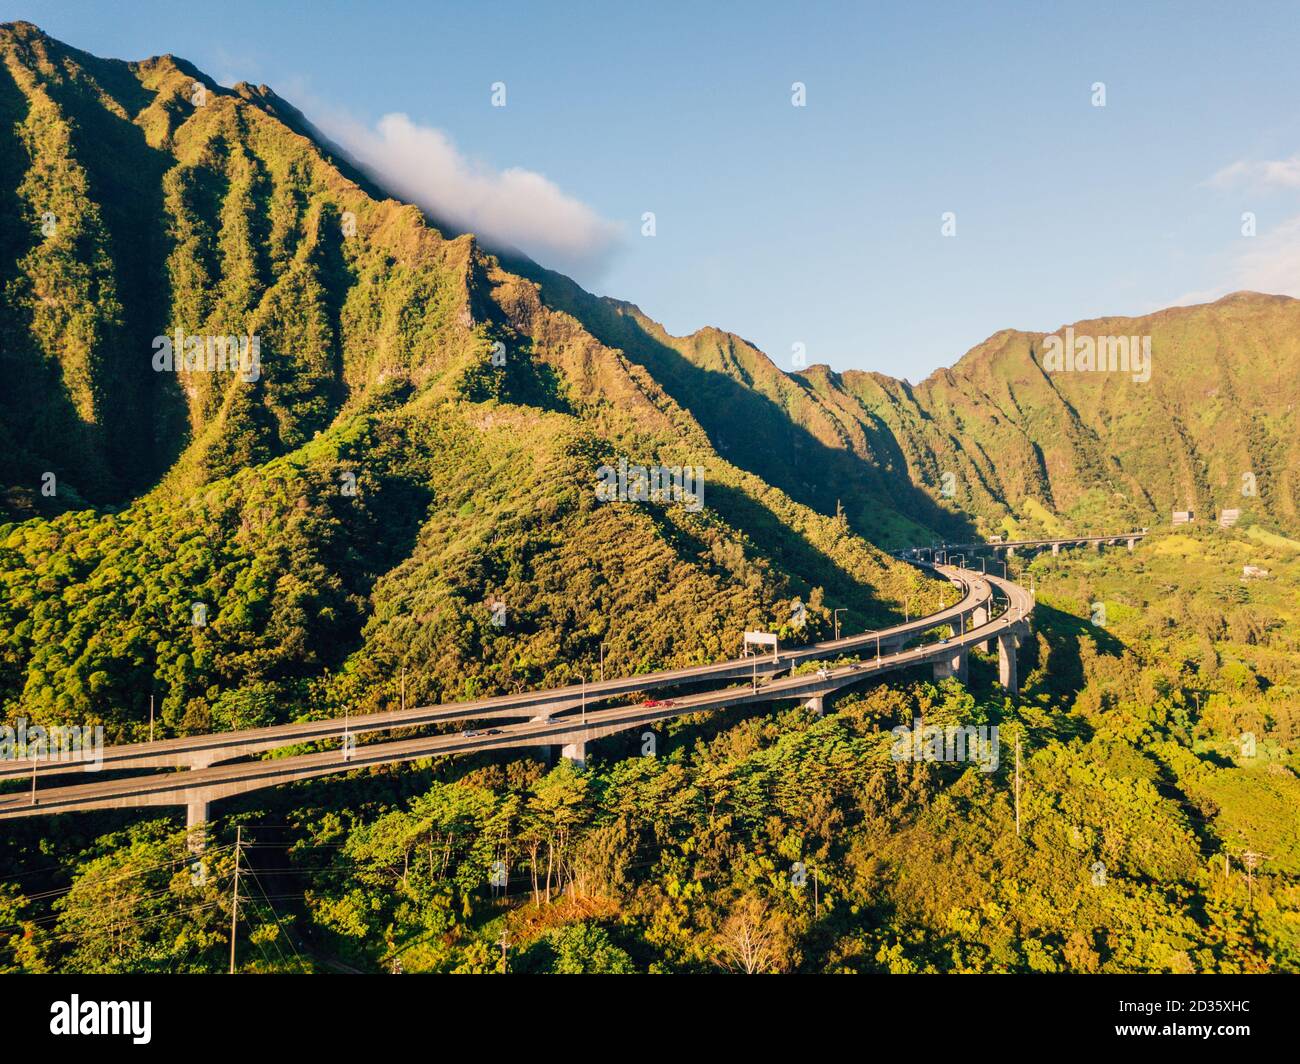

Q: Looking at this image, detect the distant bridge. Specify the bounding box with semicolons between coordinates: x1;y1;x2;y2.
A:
905;530;1149;561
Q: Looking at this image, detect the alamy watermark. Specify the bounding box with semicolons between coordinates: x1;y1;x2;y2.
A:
1;719;104;770
890;718;1000;772
595;457;704;513
1041;327;1150;383
152;329;261;383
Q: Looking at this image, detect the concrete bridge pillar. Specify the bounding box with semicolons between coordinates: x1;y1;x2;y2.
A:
803;695;825;717
560;741;586;769
932;648;968;683
1052;542;1060;555
1127;538;1136;551
534;714;558;766
1005;546;1016;559
186;798;209;854
997;632;1018;695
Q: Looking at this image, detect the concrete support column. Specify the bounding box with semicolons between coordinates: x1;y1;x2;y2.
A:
560;740;586;769
803;695;825;717
1092;539;1101;551
972;605;994;652
1006;546;1016;559
534;714;557;767
1127;538;1136;551
186;798;209;854
932;648;968;683
997;632;1018;695
1052;542;1060;555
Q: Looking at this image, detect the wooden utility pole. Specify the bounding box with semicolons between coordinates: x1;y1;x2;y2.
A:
229;825;242;974
1014;737;1022;838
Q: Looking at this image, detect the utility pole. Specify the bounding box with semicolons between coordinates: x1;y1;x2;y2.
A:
29;736;39;806
1241;851;1269;906
833;609;846;641
229;825;242;974
1014;737;1022;838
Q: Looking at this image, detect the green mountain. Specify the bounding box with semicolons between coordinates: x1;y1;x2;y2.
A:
519;272;1300;543
0;21;930;739
2;23;1298;978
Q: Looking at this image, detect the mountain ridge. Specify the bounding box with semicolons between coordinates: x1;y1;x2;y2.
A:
5;20;1296;545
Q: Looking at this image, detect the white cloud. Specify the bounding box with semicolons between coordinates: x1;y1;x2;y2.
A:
1206;154;1300;189
1169;213;1300;306
316;110;623;282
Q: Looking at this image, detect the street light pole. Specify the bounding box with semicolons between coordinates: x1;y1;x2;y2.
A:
833;608;846;641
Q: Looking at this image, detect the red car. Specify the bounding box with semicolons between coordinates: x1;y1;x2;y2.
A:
641;698;676;708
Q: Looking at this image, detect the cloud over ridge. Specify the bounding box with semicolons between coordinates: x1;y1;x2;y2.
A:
319;110;623;281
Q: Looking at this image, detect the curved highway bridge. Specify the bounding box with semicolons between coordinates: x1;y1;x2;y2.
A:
0;536;1138;838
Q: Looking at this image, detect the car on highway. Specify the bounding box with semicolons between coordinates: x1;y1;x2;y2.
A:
461;729;483;737
816;667;831;679
641;699;676;708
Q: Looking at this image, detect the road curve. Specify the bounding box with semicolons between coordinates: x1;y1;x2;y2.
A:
0;563;986;780
0;567;1033;820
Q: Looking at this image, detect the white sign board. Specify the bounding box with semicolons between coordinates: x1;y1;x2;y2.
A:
744;631;779;660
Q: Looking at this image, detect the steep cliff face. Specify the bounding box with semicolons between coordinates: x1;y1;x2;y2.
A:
842;292;1300;536
6;21;1293;542
0;22;928;738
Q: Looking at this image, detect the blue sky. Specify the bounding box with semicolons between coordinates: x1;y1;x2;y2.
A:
8;0;1300;379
